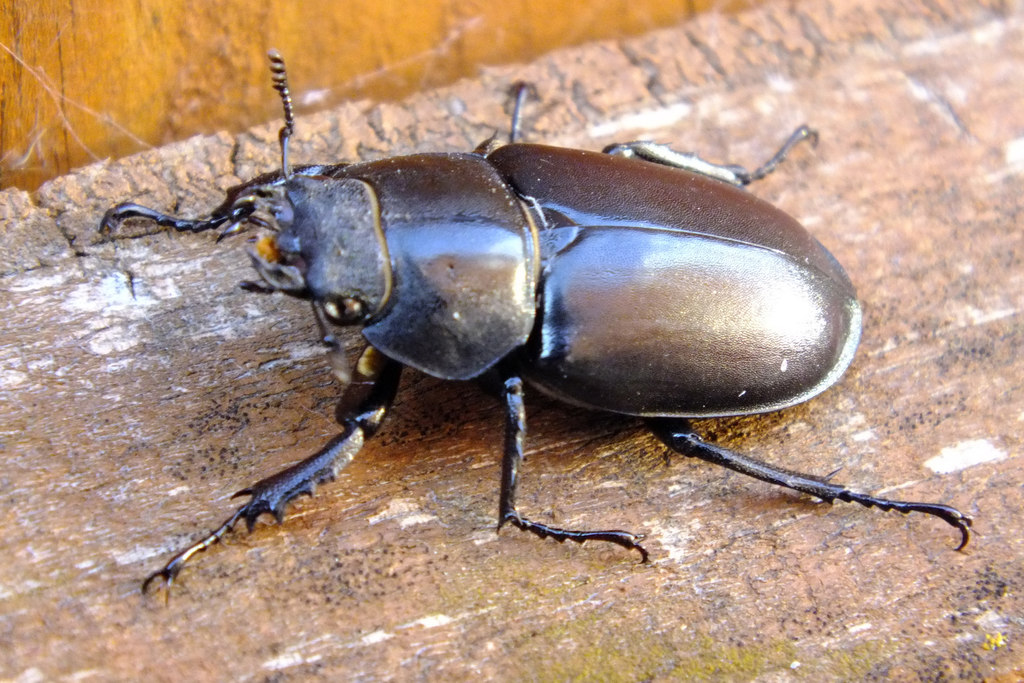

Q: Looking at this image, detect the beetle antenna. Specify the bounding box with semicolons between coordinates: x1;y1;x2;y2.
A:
268;49;295;179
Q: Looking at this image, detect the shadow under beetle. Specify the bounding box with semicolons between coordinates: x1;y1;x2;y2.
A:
101;51;972;594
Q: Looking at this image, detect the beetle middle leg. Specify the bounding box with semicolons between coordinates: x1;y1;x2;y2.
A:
603;125;817;187
497;375;650;562
648;418;972;550
143;351;403;595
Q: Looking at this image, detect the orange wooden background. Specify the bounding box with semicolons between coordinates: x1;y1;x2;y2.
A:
0;0;749;191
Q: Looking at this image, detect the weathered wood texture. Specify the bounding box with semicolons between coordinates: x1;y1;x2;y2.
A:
2;1;1021;680
0;0;733;192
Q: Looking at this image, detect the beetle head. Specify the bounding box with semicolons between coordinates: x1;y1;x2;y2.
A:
237;174;392;325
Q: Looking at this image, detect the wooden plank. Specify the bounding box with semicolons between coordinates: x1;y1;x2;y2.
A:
1;0;1021;679
0;0;726;191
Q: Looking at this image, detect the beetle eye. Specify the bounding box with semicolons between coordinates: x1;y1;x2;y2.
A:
324;297;366;324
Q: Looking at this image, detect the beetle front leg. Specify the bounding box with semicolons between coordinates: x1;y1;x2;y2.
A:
497;376;649;562
603;125;817;187
143;353;402;595
648;418;972;550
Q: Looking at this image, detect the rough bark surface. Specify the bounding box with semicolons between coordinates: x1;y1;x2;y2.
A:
2;1;1021;680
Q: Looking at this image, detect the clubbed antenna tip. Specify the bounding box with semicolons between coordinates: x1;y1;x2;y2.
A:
267;49;295;179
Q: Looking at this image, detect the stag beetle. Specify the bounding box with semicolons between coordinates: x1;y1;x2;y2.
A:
101;51;971;594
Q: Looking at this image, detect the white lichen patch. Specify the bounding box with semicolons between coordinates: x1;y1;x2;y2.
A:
588;102;693;139
964;305;1016;326
111;544;172;566
61;270;182;321
0;369;28;389
924;439;1006;474
367;498;438;528
851;429;875;443
646;517;697;565
985;136;1024;183
360;630;393;645
399;613;454;629
7;270;70;292
61;272;143;314
1005;136;1024;167
86;324;141;355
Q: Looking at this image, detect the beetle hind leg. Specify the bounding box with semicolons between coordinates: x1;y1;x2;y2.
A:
648;418;972;550
497;375;649;562
142;356;403;597
603;125;817;187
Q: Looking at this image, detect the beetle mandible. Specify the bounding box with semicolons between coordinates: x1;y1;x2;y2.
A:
100;51;972;594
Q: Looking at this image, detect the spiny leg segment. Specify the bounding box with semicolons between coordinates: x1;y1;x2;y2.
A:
143;355;402;595
648;418;972;550
497;374;650;562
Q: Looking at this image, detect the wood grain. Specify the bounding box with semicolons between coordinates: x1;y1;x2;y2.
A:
2;0;1021;679
0;0;726;191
